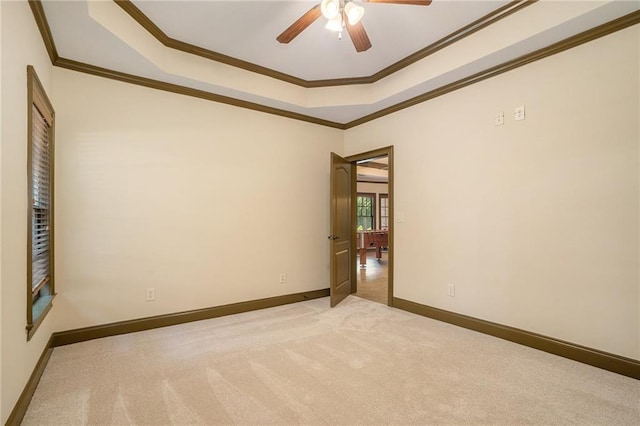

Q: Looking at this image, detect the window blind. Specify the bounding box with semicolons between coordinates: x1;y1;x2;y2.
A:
31;104;50;295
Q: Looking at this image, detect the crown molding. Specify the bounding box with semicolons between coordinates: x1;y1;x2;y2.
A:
28;0;59;63
368;0;535;82
54;57;347;129
113;0;535;88
113;0;309;87
28;0;345;128
344;10;640;128
27;1;639;129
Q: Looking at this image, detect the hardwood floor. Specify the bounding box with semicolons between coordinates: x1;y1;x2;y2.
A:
355;249;388;305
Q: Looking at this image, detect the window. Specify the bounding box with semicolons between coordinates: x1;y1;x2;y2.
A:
379;194;389;230
356;193;375;230
27;66;55;341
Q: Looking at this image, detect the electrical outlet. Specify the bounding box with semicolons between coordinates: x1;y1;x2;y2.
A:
514;105;525;121
279;273;287;284
146;287;155;302
495;112;504;126
447;284;455;297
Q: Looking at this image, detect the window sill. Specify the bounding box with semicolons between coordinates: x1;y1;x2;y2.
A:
27;293;56;341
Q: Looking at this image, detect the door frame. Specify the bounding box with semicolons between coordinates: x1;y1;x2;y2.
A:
345;146;394;307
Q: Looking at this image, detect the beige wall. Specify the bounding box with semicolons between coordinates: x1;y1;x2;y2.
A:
2;2;343;418
1;1;639;419
345;26;640;360
52;68;343;331
0;1;57;422
0;0;3;414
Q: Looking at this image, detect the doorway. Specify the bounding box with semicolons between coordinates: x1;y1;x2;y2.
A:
346;147;393;306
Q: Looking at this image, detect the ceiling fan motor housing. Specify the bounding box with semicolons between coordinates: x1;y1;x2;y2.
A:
277;0;432;52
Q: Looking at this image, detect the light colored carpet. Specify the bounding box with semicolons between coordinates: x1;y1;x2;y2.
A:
23;296;640;425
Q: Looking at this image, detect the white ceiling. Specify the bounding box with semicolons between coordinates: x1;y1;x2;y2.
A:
358;156;389;182
40;0;640;125
129;0;508;81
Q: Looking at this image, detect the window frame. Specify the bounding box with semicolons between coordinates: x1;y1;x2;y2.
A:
356;192;376;231
26;65;56;341
379;193;389;230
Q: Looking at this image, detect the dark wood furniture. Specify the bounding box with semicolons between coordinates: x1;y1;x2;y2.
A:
357;230;388;267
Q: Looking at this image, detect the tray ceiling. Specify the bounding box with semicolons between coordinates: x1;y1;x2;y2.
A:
37;0;640;126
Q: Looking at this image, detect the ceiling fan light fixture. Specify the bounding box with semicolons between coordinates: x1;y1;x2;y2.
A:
325;15;343;32
344;2;365;25
320;0;341;20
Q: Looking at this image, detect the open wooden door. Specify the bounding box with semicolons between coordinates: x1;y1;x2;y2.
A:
329;153;353;307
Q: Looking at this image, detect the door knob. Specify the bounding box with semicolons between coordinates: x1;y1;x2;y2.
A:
327;235;339;240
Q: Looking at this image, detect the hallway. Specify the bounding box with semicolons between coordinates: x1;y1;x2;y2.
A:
355;249;388;305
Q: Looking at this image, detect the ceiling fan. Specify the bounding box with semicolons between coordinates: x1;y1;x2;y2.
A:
276;0;433;53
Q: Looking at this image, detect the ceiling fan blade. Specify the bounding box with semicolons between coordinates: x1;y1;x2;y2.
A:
276;5;323;44
367;0;432;5
345;20;372;53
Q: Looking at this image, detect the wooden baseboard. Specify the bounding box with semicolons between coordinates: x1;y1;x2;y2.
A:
5;289;329;426
392;297;640;380
52;288;330;347
13;290;634;426
5;335;54;426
